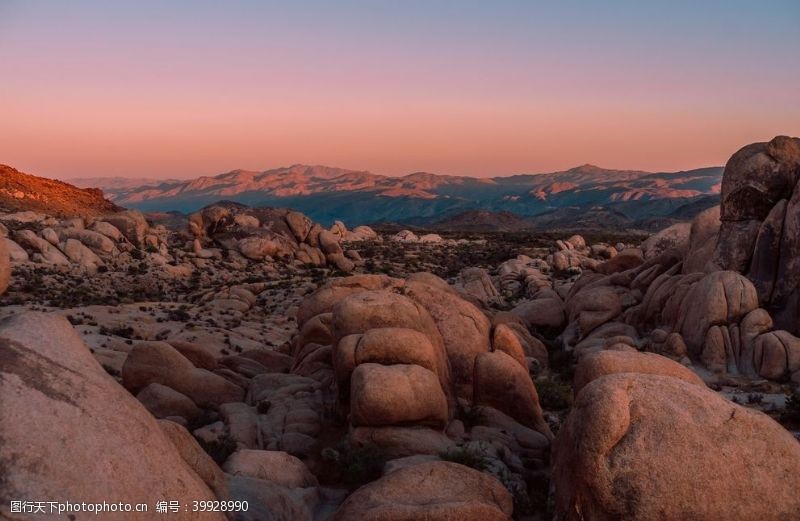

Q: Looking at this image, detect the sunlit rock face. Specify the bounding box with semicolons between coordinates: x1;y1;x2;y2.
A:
713;136;800;334
552;373;800;521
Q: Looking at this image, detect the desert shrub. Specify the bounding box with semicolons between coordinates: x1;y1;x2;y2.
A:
321;442;387;489
198;434;237;465
439;447;488;471
456;404;486;429
98;325;135;339
101;364;119;377
781;391;800;426
523;472;551;518
167;306;191;322
535;377;573;411
548;348;576;381
746;393;763;405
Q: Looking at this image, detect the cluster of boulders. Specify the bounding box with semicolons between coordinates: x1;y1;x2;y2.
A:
634;137;800;382
458;236;638;306
549;234;635;274
290;273;553;515
541;137;800;518
712;136;800;333
189;204;376;273
0;203;382;281
390;229;446;243
0;209;165;272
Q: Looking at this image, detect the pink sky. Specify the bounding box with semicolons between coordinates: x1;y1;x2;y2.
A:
1;2;798;179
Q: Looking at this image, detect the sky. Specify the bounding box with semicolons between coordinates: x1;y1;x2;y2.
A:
1;1;798;180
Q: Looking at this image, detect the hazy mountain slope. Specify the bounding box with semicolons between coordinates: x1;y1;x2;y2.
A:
0;165;121;217
430;210;532;232
71;177;184;191
83;163;724;226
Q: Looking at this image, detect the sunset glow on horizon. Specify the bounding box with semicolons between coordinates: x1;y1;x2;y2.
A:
1;0;798;180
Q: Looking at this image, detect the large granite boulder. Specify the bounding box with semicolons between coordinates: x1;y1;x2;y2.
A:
332;461;513;520
0;312;223;520
553;373;800;521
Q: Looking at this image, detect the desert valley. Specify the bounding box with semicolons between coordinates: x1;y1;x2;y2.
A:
2;1;799;519
2;136;800;520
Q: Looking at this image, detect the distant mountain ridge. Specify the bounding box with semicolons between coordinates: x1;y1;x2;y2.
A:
85;163;722;228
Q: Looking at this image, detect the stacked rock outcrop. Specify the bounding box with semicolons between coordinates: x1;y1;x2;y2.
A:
189;203;375;272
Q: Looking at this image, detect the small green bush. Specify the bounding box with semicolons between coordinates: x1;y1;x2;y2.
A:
457;404;486;429
535;377;573;411
439;447;488;471
198;434;237;465
781;391;800;425
322;443;387;489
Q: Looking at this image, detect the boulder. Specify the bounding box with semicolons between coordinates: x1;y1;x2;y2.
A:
458;267;500;303
137;383;202;420
473;351;552;439
553;373;800;521
676;271;758;355
595;248;644;275
319;230;342;255
238;236;280;260
334;327;448;396
349;426;455;458
226;474;317;521
332;461;512;521
41;226;59;245
168;340;218;370
510;297;566;331
573;350;704;394
331;291;443;354
61;238;104;270
350;363;448;428
219;402;259;449
103;210;149;246
223;450;318;488
122;341;244;408
404;278;491;399
4;237;29;262
683;205;722;273
91;220;125;241
349;225;378;241
158;419;228;499
0;313;223;520
327;252;355;272
566;234;586;250
567;286;622;338
352;327;441;373
753;330;800;380
392;230;419;242
491;323;528;369
14;229;70;264
714;136;800;272
297;275;405;325
641;222;690;259
0;238;9;294
419;233;443;243
61;227;116;255
285;211;312;242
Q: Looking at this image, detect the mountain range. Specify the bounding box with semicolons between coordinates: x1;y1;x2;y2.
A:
71;164;723;230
